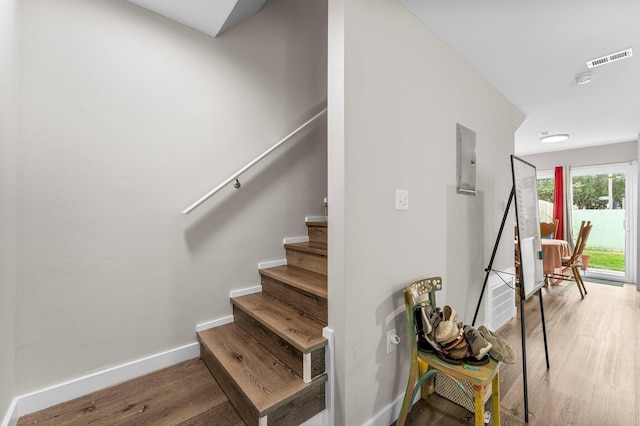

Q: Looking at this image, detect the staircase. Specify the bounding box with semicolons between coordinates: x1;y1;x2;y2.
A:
197;220;328;425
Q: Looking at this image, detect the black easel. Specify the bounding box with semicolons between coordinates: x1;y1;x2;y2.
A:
471;186;550;423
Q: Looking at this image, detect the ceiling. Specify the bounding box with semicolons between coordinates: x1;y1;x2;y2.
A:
126;0;266;38
400;0;640;155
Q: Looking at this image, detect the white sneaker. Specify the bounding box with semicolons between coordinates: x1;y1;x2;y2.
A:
435;306;461;343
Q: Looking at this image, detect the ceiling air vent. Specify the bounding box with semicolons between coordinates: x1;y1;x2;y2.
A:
586;48;633;68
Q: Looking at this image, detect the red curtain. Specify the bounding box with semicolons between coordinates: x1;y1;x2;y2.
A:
553;166;563;239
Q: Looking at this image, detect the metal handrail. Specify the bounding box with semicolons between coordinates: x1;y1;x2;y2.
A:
182;108;327;214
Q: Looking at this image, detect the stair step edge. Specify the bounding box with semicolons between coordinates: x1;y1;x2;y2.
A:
231;293;327;353
284;241;327;256
259;265;327;299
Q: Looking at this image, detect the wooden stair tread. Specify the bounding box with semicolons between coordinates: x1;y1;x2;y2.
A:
197;324;326;416
232;293;326;353
284;241;327;256
260;265;327;299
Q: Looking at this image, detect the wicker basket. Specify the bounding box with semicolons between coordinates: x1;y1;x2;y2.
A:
435;374;491;413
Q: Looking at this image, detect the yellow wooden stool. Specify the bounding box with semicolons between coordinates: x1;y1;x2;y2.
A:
396;277;501;426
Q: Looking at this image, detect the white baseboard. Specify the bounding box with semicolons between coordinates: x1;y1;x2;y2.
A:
283;236;309;244
362;394;405;426
195;315;234;332
1;398;18;426
229;285;262;298
258;259;286;269
4;310;245;425
7;342;200;424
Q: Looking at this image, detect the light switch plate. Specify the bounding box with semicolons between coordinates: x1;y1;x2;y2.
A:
395;189;409;211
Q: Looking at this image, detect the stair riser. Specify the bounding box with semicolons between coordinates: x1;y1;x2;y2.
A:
198;340;260;426
261;275;327;325
266;378;326;426
309;348;326;384
307;225;327;245
286;249;327;276
233;306;326;382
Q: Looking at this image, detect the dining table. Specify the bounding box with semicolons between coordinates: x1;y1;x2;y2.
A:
541;238;571;278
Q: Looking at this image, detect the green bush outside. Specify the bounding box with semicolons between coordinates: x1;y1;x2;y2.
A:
583;249;625;272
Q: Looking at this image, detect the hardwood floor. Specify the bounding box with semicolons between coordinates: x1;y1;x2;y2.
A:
402;280;640;426
18;280;640;425
17;358;244;426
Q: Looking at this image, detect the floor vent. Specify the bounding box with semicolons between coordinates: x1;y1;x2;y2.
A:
586;48;633;68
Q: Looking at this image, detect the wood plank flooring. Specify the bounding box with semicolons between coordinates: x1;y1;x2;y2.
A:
17;358;244;426
18;280;639;426
401;280;640;426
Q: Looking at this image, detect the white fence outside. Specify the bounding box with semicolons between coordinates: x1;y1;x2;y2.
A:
573;209;625;251
537;201;624;251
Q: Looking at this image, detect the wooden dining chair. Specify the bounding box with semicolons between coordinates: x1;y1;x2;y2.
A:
397;277;501;426
540;219;559;239
548;221;592;298
563;220;592;298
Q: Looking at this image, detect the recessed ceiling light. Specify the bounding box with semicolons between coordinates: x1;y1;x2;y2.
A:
575;72;592;85
540;134;569;143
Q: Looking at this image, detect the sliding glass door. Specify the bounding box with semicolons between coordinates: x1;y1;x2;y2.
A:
570;163;636;282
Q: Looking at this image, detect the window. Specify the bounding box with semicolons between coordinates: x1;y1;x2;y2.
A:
536;170;554;223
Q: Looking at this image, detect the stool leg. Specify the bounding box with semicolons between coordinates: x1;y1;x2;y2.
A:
397;358;419;426
474;385;484;426
418;359;431;399
492;372;501;426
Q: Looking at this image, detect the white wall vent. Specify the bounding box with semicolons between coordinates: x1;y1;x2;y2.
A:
586;48;633;69
484;271;516;332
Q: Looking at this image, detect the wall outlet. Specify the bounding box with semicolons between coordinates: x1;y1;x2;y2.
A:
395;189;409;211
387;329;399;354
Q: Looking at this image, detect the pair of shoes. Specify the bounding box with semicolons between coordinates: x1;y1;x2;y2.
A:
435;306;462;343
478;325;517;364
434;348;463;365
415;308;434;352
415;305;442;352
441;334;468;359
463;325;492;360
419;304;439;335
416;305;447;353
464;355;490;366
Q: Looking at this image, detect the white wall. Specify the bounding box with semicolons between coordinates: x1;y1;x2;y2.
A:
521;140;637;171
327;0;524;424
0;0;17;419
16;0;327;395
